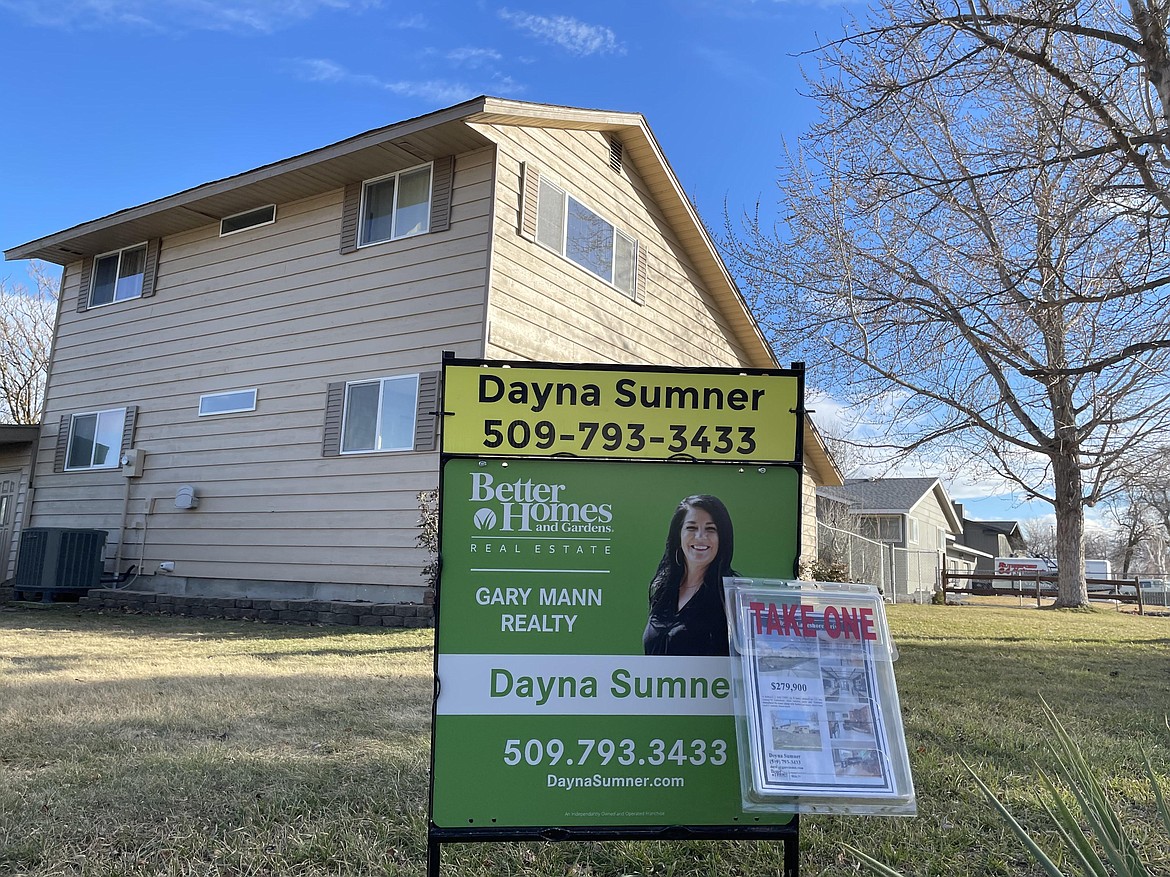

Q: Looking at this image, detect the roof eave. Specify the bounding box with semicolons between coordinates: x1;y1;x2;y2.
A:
5;97;494;264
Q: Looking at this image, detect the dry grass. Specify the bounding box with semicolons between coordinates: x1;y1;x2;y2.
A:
1;602;1168;876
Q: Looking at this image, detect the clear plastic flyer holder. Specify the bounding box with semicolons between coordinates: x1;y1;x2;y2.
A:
723;578;916;815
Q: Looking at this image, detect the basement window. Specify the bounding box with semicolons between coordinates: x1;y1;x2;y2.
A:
199;389;258;416
221;205;276;236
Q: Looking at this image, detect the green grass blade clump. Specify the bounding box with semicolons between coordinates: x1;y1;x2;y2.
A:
851;698;1167;877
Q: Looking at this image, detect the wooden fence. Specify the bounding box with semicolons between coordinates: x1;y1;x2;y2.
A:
940;570;1155;615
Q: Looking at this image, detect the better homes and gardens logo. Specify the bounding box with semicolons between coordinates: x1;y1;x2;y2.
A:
469;471;613;534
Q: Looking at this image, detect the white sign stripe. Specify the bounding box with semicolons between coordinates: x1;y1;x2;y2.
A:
436;654;735;716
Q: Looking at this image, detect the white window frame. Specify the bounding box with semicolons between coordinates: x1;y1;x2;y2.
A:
220;205;276;237
339;374;419;454
199;389;258;416
535;177;638;297
90;243;148;307
65;407;126;471
908;517;920;544
358;163;433;247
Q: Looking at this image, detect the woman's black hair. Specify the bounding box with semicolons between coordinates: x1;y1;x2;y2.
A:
647;494;736;610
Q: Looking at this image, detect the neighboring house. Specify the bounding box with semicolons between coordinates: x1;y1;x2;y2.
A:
952;503;1028;577
0;425;39;582
4;96;842;605
817;477;962;597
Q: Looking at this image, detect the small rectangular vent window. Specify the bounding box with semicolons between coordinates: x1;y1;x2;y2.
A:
609;138;623;172
199;389;258;416
221;205;276;236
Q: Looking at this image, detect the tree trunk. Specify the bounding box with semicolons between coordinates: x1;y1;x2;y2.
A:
1052;454;1089;607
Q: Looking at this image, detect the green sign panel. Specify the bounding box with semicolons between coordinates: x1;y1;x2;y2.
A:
431;456;801;827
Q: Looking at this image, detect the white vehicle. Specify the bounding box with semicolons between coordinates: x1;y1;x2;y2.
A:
991;557;1113;590
993;557;1057;577
1085;559;1112;580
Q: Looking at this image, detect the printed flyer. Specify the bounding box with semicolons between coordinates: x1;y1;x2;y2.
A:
725;580;916;813
431;457;801;828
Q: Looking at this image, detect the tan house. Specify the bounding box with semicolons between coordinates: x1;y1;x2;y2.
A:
4;97;842;605
817;477;962;599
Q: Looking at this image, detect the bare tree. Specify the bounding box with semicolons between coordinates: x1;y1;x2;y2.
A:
0;262;57;424
727;0;1170;607
1113;448;1170;574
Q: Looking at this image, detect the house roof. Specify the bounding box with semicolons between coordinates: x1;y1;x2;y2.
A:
5;96;776;370
0;425;39;447
818;477;963;533
947;541;992;561
967;519;1022;536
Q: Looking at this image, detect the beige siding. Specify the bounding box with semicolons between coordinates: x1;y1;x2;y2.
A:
800;469;818;571
901;491;952;593
28;147;494;595
0;444;34;580
480;124;752;368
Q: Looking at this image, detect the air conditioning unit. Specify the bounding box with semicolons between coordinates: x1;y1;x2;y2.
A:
12;528;108;602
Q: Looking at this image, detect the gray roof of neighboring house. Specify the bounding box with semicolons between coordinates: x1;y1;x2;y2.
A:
817;476;963;532
820;477;941;512
967;519;1022;535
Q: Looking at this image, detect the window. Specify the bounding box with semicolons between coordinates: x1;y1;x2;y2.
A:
908;518;919;544
221;205;276;236
65;408;126;470
90;244;147;306
860;515;902;543
535;179;637;296
359;164;432;246
340;374;419;453
199;389;257;416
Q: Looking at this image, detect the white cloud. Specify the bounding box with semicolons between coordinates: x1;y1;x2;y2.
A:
291;58;523;104
447;47;504;68
0;0;380;33
498;8;624;56
391;12;426;29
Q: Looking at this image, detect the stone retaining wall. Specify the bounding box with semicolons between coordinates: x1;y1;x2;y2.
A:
77;588;434;627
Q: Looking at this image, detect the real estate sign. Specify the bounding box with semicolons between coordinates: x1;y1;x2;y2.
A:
430;360;804;830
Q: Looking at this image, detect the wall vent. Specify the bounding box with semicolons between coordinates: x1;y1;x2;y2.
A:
609;138;624;172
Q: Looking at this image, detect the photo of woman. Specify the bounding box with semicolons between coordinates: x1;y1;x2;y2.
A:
642;494;739;656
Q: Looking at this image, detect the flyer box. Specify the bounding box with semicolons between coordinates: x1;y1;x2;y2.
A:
723;579;916;815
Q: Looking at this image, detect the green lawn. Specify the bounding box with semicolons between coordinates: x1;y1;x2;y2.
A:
1;603;1167;876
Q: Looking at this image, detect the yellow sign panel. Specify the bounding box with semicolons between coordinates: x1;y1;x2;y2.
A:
442;362;801;463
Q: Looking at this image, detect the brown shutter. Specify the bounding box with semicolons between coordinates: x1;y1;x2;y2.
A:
413;371;441;451
322;382;345;456
140;239;161;298
519;161;539;241
339;182;362;254
429;155;455;234
77;257;93;313
54;415;70;473
634;242;647;305
120;406;138;455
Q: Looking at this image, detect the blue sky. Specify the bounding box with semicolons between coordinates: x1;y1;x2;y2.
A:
0;0;1034;522
0;0;842;264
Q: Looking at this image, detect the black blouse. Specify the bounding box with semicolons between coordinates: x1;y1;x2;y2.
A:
642;581;730;656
